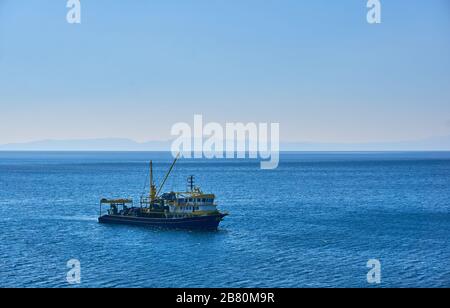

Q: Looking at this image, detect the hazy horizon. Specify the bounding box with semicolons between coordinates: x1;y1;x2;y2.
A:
2;134;450;151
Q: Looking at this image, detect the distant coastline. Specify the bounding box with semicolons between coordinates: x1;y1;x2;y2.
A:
1;136;450;152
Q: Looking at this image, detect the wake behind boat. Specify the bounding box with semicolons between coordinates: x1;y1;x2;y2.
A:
98;154;228;230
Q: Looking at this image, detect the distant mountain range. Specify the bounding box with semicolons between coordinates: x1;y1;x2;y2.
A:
0;138;171;151
1;136;450;151
282;135;450;151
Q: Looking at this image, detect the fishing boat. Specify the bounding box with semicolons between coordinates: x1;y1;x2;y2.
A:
98;154;228;230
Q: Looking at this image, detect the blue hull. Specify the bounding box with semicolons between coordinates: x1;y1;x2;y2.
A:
98;213;226;230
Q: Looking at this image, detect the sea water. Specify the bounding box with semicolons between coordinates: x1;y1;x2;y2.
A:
0;151;449;287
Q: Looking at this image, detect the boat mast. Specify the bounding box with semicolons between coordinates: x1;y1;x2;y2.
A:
149;161;157;202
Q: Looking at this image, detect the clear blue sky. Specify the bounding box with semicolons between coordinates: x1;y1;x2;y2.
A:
0;0;449;144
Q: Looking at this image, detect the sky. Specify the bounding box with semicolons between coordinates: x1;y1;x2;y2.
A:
0;0;449;145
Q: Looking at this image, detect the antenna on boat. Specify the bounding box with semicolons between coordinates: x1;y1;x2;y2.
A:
156;152;180;197
187;175;195;192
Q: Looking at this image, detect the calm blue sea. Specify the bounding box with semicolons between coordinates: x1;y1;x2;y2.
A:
0;151;449;288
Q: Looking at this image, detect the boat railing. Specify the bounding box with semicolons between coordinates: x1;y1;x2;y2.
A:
99;198;133;216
